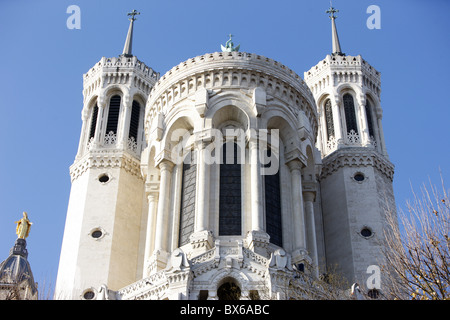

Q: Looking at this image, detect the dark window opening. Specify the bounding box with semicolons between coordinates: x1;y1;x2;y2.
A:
219;142;242;236
264;148;282;247
343;93;358;134
365;101;375;138
368;289;380;299
91;230;103;238
129;100;140;141
83;290;95;300
89;104;99;139
178;157;197;247
360;228;372;238
217;282;241;300
98;174;110;183
106;95;121;135
324;99;335;140
198;290;208;300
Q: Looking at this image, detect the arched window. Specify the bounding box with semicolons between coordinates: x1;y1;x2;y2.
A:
343;93;358;134
324;99;335;140
106;95;121;135
365;100;375;138
219;142;242;236
178;152;197;247
89;104;98;139
264;148;282;247
129;100;141;142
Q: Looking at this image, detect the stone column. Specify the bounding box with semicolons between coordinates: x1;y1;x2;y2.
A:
143;192;158;277
331;99;343;144
93;99;105;147
357;96;371;146
303;190;319;277
249;137;263;232
152;159;174;270
76;109;89;158
195;140;210;232
287;159;307;263
117;93;132;149
246;133;270;257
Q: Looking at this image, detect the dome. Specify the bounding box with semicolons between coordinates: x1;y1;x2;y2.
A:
0;239;37;297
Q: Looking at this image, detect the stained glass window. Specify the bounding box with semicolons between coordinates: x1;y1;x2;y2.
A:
178;158;197;246
324;99;335;140
343;93;358;134
129;100;140;141
264;148;282;247
365;100;375;138
106;95;121;135
219;142;242;236
89;104;98;139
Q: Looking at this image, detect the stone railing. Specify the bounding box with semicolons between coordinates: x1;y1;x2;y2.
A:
85;132;140;157
323;130;379;157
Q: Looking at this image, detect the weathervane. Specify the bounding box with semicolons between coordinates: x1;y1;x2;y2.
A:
128;9;140;21
221;34;240;52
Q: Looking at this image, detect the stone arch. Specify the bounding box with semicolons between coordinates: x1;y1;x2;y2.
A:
162;114;197;165
265;114;300;154
217;277;242;300
302;144;316;182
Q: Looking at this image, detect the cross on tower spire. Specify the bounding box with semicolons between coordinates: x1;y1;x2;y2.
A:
122;10;140;57
326;2;345;56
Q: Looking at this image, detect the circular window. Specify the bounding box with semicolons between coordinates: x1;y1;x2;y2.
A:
360;228;373;238
91;230;103;239
98;174;110;183
83;290;95;300
354;173;365;182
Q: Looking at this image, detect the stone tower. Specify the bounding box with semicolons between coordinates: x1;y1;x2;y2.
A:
54;11;159;299
304;5;395;285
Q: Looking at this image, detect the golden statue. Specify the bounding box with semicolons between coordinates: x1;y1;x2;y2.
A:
15;212;32;239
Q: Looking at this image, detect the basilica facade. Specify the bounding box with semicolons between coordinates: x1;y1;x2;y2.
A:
54;7;396;300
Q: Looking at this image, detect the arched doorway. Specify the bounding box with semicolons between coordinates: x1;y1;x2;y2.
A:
217;279;241;300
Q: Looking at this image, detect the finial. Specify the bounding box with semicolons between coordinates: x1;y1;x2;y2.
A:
326;1;339;19
326;2;345;56
15;211;32;239
221;34;240;52
122;10;140;57
128;9;140;21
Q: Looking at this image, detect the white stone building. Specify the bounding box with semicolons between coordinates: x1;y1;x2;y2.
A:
54;7;396;300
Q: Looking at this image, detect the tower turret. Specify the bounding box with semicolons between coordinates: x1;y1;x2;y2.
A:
0;213;37;300
55;11;159;299
304;5;396;290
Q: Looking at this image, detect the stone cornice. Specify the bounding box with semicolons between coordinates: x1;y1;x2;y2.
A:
320;147;394;181
145;51;318;140
82;56;160;104
69;149;143;182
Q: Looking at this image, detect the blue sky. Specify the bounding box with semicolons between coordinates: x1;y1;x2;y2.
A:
0;0;449;297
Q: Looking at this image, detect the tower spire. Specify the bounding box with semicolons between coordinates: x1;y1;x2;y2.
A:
326;3;345;56
122;9;140;57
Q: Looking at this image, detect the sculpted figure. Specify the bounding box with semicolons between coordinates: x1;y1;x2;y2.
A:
15;212;32;239
167;248;190;272
269;249;293;271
